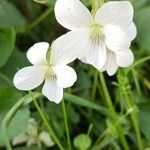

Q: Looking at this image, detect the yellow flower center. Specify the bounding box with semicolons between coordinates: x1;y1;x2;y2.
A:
45;65;56;79
90;23;104;42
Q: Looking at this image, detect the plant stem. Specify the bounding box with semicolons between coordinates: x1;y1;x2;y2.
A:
99;73;129;150
61;99;72;150
30;91;64;150
132;69;141;95
118;71;143;150
92;71;98;100
28;7;52;30
127;56;150;73
124;94;143;150
91;0;100;16
15;6;52;33
0;72;13;86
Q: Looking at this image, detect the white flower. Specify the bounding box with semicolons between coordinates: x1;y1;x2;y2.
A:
13;118;54;147
54;0;137;75
13;42;77;103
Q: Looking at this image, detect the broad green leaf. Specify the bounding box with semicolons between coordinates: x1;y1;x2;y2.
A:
0;27;16;68
74;134;91;150
138;103;150;140
0;0;26;28
0;48;29;86
0;87;30;146
135;8;150;52
75;65;91;99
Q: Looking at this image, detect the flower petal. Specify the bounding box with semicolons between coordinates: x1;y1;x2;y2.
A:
39;132;54;147
13;66;46;90
54;0;93;30
53;65;77;88
102;50;118;76
95;1;133;28
50;29;89;65
116;49;134;67
125;23;137;41
27;42;49;65
103;25;131;52
83;40;106;69
42;77;63;104
12;133;28;146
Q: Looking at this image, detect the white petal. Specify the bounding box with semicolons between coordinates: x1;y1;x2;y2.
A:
54;0;93;30
13;66;47;90
125;23;137;41
102;50;118;76
27;42;49;65
42;78;63;104
84;40;106;69
103;25;131;52
39;132;54;147
53;65;77;88
50;29;90;65
116;49;134;67
12;133;28;146
95;1;134;28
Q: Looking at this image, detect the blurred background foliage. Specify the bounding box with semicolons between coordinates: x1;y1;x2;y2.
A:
0;0;150;150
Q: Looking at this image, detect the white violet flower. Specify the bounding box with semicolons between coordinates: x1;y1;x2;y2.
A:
54;0;137;75
13;42;77;103
12;118;54;147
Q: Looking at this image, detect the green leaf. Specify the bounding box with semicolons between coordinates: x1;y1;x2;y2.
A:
135;7;150;51
1;48;30;82
0;27;16;68
64;93;109;116
0;0;26;28
0;87;30;146
74;134;91;150
138;103;150;140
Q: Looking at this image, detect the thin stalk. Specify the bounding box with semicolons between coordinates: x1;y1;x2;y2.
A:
28;7;52;30
87;124;93;136
61;99;72;150
118;71;143;150
0;72;13;86
132;69;141;95
15;6;53;33
30;91;64;150
91;0;101;16
127;56;150;73
124;94;143;150
92;71;98;100
99;73;129;150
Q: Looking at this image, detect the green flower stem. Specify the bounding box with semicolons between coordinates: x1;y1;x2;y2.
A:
0;72;13;86
92;71;98;100
61;99;72;150
124;93;143;150
28;7;53;30
118;70;143;150
30;91;64;150
17;7;53;33
91;0;105;16
132;69;141;95
99;73;129;150
91;0;100;16
127;56;150;73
